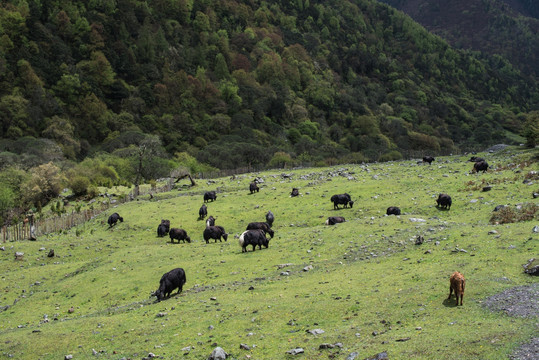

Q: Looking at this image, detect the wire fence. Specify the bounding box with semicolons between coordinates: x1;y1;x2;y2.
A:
1;181;175;243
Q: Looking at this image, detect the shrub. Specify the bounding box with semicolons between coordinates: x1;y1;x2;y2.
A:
69;176;90;196
378;150;403;162
489;203;539;224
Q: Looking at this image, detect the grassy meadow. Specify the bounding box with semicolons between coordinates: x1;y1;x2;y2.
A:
1;148;538;359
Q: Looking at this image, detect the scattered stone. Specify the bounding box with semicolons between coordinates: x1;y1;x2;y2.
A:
240;343;251;350
416;327;422;330
424;250;432;254
533;193;539;199
64;356;73;360
207;347;228;360
156;312;167;318
14;252;24;260
286;348;304;355
68;307;74;313
415;235;424;245
523;258;538;276
0;246;4;251
280;272;290;276
396;337;411;342
303;265;313;271
319;343;335;349
409;218;426;223
306;328;325;335
488;230;498;235
181;346;192;352
346;352;359;360
533;226;539;233
363;351;389;360
482;186;492;192
92;349;98;356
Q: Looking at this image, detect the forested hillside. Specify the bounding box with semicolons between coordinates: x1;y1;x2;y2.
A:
0;0;538;224
380;0;539;79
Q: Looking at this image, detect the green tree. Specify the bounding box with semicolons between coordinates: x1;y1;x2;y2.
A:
522;111;539;148
21;162;64;207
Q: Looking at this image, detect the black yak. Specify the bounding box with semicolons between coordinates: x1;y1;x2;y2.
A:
473;161;489;173
249;182;260;194
326;216;345;225
246;222;274;238
386;206;401;215
204;191;217;202
422;156;435;164
330;193;353;210
157;219;170;237
107;213;123;227
199;204;208;219
154;268;186;302
469;156;485;162
436;193;452;210
266;211;274;227
206;215;215;227
169;228;191;243
239;230;269;252
203;226;228;243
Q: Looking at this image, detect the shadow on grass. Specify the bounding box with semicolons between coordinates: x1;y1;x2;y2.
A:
442;297;461;308
435;206;451;212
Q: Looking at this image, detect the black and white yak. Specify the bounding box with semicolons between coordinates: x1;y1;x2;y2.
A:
239;230;269;252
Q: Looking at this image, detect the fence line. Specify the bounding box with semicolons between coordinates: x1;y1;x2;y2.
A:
1;181;175;243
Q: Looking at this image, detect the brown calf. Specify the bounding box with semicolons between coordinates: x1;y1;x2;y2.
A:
448;271;466;306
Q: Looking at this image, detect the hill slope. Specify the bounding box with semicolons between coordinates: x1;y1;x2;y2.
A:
0;0;537;169
380;0;539;79
0;148;537;359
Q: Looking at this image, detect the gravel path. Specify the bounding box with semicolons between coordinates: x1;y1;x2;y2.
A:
483;283;538;360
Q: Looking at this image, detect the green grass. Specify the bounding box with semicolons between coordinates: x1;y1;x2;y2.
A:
1;148;538;359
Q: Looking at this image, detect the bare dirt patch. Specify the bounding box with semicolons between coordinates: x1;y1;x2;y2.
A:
483;283;538;360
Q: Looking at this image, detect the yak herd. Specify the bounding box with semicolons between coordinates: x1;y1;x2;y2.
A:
107;157;487;303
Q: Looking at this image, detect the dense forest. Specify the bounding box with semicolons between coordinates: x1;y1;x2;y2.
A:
379;0;539;79
0;0;538;224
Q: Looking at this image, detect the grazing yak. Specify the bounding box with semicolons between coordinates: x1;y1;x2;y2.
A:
330;193;353;210
469;156;485;162
203;225;228;243
473;160;489;173
206;215;215;227
107;213;123;227
199;204;208;219
290;188;299;197
204;191;217;202
266;211;274;227
386;206;401;215
326;216;345;225
246;222;274;238
448;271;466;306
249;182;260;194
436;193;452;210
422;156;435;164
154;268;186;302
239;230;270;252
157;219;170;237
169;228;190;243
